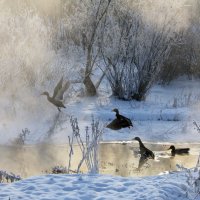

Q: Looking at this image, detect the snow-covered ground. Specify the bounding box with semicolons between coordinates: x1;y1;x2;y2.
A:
0;172;197;200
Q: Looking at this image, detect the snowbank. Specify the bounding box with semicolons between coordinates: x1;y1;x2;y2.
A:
0;172;190;200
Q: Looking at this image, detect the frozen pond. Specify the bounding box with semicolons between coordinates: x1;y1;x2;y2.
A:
0;142;199;179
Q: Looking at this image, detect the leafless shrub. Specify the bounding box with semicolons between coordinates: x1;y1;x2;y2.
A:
179;121;200;200
184;154;200;199
168;93;200;108
160;33;197;84
51;166;77;174
160;2;200;84
68;117;103;174
193;121;200;134
44;117;103;175
12;128;30;146
0;170;21;183
101;2;179;100
177;154;200;199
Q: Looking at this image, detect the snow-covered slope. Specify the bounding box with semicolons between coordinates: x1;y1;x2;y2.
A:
0;172;192;200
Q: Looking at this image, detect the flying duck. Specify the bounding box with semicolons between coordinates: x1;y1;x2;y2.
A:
41;77;70;112
106;108;133;130
133;137;155;159
168;145;190;156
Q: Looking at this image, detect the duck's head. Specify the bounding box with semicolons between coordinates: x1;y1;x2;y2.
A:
133;137;141;142
112;108;119;114
41;91;49;96
168;145;175;151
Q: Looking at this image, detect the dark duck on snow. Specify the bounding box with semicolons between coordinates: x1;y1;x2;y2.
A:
168;145;190;156
41;77;70;112
133;137;155;159
106;108;133;130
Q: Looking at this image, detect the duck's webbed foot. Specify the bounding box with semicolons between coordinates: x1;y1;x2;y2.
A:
57;107;61;112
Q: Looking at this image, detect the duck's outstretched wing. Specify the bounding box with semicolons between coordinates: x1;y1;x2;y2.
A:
55;81;70;100
53;77;63;99
106;119;122;130
119;114;133;127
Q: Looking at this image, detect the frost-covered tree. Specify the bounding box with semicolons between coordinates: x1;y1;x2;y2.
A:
160;0;200;83
101;0;188;100
60;0;111;96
